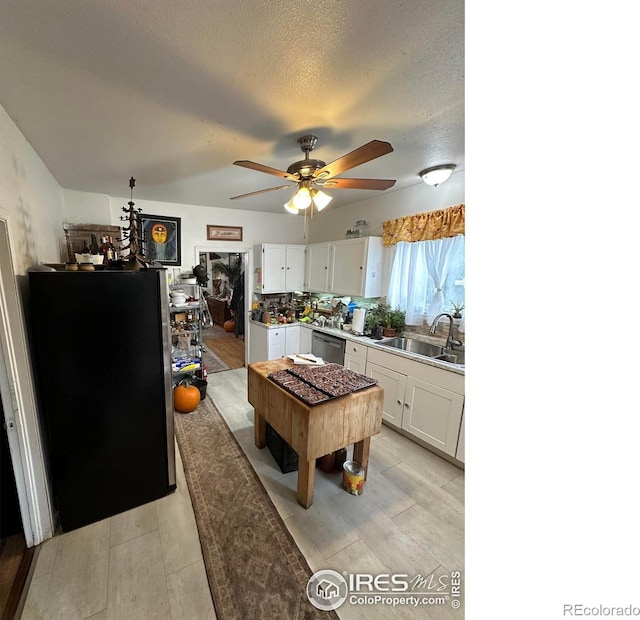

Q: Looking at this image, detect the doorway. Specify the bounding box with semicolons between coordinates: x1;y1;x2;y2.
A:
197;250;247;371
0;217;38;617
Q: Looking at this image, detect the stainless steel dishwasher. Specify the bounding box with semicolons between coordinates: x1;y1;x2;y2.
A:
311;331;346;365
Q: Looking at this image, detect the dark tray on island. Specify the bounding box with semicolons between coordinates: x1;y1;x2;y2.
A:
267;363;378;406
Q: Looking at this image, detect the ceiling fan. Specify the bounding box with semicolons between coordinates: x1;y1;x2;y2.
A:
230;135;396;213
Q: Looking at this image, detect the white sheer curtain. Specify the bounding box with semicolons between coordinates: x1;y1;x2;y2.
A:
387;235;465;326
425;235;465;324
387;241;427;325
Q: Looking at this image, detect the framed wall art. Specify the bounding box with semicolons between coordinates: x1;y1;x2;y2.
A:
206;225;243;242
139;213;182;266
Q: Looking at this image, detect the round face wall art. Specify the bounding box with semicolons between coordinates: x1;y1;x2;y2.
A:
139;214;182;266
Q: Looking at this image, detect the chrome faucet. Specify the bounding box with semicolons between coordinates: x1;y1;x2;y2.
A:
429;313;463;349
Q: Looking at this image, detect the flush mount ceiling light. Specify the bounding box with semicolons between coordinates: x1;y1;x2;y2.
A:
419;164;456;186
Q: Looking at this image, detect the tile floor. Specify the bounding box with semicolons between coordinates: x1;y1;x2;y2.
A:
20;367;464;620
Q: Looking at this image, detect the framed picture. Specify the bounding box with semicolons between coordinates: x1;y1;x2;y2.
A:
207;225;243;242
139;214;181;266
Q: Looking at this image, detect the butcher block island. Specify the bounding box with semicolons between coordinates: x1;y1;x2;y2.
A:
248;358;384;508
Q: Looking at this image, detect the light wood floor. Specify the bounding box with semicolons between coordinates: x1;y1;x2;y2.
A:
202;324;245;370
20;368;464;620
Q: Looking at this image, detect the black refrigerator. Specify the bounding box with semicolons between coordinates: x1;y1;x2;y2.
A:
28;269;176;532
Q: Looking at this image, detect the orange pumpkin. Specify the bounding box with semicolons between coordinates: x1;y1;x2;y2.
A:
174;380;200;413
223;319;235;332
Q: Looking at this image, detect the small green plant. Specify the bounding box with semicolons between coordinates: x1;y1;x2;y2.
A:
365;303;386;328
450;299;465;318
385;308;406;330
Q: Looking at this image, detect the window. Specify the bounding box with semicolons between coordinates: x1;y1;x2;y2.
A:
387;235;465;325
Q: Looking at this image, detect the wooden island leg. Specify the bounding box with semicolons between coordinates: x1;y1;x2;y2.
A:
254;409;266;449
296;459;316;509
353;437;371;474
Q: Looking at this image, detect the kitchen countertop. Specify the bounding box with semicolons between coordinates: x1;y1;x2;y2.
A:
248;319;465;376
248;319;301;329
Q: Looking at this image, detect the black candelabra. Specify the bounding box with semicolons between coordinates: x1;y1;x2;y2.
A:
119;177;153;269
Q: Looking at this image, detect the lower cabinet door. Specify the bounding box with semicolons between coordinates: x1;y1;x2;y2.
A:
344;354;365;374
366;362;406;428
456;412;465;463
401;377;464;456
268;329;285;359
285;325;301;357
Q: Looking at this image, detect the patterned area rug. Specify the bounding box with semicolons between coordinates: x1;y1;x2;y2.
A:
174;397;338;620
201;343;230;374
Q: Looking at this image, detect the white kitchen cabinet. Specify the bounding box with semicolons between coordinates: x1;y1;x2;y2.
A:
284;324;301;357
299;325;313;354
366;361;406;428
248;322;301;363
304;242;330;292
343;341;368;375
254;244;306;293
268;328;285;360
456;413;465;463
327;237;383;297
401;376;464;455
366;347;465;458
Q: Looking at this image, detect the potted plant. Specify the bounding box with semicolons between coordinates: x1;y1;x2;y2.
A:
383;307;405;337
450;299;465;319
215;255;243;293
364;303;388;337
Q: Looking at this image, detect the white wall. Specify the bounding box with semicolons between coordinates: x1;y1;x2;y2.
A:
62;188;308;268
0;104;61;545
63;188;111;225
1;105;66;271
109;197;307;269
306;172;465;243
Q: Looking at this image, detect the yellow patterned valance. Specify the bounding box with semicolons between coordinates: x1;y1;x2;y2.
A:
382;204;465;247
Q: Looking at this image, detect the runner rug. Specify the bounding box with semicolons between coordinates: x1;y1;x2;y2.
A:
174;396;338;620
200;343;230;374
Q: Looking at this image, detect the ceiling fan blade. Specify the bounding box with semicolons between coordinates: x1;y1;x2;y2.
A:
233;160;298;181
230;185;293;200
321;178;396;190
312;140;394;180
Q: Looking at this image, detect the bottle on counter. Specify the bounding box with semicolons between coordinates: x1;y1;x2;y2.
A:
108;236;118;261
100;236;113;262
89;233;100;255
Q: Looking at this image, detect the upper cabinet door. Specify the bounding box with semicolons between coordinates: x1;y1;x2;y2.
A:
305;243;330;292
259;244;286;293
285;245;306;291
328;239;367;296
255;244;306;293
328;237;382;297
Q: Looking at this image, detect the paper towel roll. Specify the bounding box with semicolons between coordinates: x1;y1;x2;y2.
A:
352;308;366;334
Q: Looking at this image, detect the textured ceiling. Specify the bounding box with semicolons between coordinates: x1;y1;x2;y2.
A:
0;0;464;214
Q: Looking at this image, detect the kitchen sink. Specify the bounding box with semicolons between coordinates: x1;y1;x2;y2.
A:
378;337;465;367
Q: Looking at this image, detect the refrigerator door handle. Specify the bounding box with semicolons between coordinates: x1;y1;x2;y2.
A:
159;270;177;487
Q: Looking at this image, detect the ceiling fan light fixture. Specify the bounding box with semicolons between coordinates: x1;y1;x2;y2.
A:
292;185;312;209
284;198;299;214
311;189;332;211
419;164;456;186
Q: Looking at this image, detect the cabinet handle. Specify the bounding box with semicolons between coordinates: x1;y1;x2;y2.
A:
359;266;363;270
397;399;402;405
404;402;410;408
